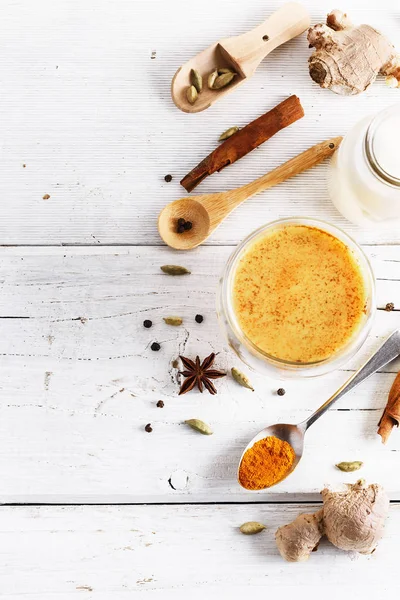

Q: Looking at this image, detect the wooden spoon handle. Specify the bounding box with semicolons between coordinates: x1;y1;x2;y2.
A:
202;138;342;227
221;3;310;77
233;136;342;204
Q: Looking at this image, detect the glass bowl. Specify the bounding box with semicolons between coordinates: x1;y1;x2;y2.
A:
217;218;376;379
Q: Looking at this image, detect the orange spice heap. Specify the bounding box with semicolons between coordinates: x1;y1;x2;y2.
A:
239;436;296;490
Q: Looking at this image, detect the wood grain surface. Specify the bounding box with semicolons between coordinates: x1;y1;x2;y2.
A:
1;504;400;597
1;0;399;245
1;0;400;595
0;245;399;502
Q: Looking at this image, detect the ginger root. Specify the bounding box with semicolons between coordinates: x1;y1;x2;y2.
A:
275;510;324;562
275;480;389;562
308;9;400;95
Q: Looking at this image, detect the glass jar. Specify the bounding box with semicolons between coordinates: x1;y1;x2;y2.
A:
329;104;400;226
217;218;376;379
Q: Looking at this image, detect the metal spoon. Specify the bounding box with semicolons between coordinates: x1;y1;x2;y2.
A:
238;329;400;490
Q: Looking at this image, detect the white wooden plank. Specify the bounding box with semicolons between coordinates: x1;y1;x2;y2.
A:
1;504;400;598
1;0;400;245
0;246;400;501
0;244;398;315
3;0;400;590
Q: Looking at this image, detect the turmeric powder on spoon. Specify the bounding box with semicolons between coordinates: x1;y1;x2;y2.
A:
239;436;295;490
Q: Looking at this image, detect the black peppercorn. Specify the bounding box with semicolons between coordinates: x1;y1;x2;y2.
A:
195;314;204;323
157;400;164;408
277;388;286;396
177;224;185;234
183;221;192;230
164;174;172;182
143;319;152;328
178;218;186;227
151;342;161;351
385;302;395;312
145;423;153;432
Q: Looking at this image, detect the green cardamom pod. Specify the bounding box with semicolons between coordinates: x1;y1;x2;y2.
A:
190;68;203;93
207;69;218;89
218;67;234;75
213;72;236;89
239;521;266;535
231;367;254;391
185;419;213;435
335;461;363;472
160;265;191;276
186;85;198;105
163;316;183;326
219;126;240;142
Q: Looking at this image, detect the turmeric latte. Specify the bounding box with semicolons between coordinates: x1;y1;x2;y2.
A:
239;436;295;490
233;225;366;363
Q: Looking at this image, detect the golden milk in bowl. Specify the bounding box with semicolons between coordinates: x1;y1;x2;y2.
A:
217;218;375;377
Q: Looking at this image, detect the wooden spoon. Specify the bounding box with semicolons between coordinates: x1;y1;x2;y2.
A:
171;3;310;113
158;137;342;250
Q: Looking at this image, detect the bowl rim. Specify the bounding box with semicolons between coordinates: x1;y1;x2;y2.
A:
219;217;376;369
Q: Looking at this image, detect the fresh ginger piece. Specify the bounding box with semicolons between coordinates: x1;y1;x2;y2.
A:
322;480;389;554
308;9;400;95
275;481;389;561
275;510;324;562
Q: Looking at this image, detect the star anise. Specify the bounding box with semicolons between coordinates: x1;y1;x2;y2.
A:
179;353;226;395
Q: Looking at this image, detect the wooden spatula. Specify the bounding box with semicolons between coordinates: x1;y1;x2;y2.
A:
171;3;310;113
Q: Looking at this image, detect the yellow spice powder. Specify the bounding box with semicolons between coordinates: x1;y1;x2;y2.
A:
233;225;366;363
239;436;296;490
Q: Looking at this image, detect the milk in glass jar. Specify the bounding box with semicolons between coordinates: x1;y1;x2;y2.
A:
329;104;400;226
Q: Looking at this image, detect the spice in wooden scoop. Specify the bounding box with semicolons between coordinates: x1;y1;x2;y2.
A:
239;436;295;490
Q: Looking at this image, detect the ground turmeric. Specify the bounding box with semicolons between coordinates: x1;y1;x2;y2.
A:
239;436;296;490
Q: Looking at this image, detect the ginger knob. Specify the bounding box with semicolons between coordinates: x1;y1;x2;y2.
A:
275;510;324;562
322;480;389;554
276;480;389;561
308;9;400;95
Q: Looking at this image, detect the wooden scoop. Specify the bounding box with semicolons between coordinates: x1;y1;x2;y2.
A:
158;137;342;250
171;3;310;113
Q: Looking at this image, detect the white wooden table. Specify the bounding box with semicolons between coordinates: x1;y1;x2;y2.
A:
1;0;400;596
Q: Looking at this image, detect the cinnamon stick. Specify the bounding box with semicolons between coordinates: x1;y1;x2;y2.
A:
180;95;304;192
378;372;400;443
